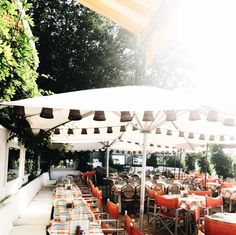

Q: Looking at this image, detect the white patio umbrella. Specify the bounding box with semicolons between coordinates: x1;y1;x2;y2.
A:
1;86;235;229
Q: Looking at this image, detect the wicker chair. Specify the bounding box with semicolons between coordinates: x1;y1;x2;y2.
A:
152;182;166;194
121;184;136;213
167;184;181;195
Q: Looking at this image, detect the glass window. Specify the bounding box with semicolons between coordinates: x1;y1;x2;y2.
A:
7;147;20;182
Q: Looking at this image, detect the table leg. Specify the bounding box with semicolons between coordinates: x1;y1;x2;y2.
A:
118;193;122;213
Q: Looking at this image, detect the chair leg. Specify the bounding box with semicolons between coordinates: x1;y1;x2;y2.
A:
174;213;178;235
153;204;157;229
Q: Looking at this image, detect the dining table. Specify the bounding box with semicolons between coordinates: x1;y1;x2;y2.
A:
163;194;206;210
54;185;82;200
207;212;236;223
48;179;104;235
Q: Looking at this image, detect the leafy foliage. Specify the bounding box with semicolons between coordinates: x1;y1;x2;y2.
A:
0;1;49;180
165;155;183;168
28;0;193;93
147;154;157;167
143;44;193;89
0;0;40;101
210;144;233;179
197;152;211;174
0;107;51;159
75;151;93;172
185;152;197;171
28;0;138;93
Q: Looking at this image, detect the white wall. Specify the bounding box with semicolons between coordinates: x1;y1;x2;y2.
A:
0;173;47;235
0;126;27;201
50;167;80;180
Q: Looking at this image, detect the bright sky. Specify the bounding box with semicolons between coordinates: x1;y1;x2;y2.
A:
176;0;236;108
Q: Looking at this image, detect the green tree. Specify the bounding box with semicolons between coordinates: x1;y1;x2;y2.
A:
75;151;92;171
210;144;233;179
185;152;197;172
142;44;193;89
0;0;40;101
28;0;138;93
147;154;157;167
197;152;211;174
28;0;193;93
165;155;183;168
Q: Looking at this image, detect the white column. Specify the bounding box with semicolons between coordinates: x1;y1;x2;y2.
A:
139;131;148;230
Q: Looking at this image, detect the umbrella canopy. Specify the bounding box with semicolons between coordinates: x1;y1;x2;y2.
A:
1;86;212;150
1;85;236;229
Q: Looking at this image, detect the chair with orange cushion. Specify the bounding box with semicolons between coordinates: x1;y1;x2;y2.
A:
130;223;147;235
205;195;223;215
154;195;186;235
80;179;93;195
84;186;100;206
90;193;103;214
83;170;97;185
124;211;134;235
146;189;163;224
98;199;124;234
205;216;236;235
190;205;204;235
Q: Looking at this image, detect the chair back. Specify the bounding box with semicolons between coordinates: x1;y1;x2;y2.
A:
223;189;232;199
205;216;236;235
130;223;145;235
106;199;119;219
205;195;223;214
124;211;133;235
152;182;166;193
147;189;163;199
88;179;93;189
97;189;102;198
231;191;236;200
97;196;103;211
135;185;149;198
115;178;128;185
121;184;135;199
167;184;181;194
188;190;212;197
155;195;179;209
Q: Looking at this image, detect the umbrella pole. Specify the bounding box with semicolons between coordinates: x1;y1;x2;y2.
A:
139;131;148;230
106;145;110;178
178;150;181;180
205;144;209;189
